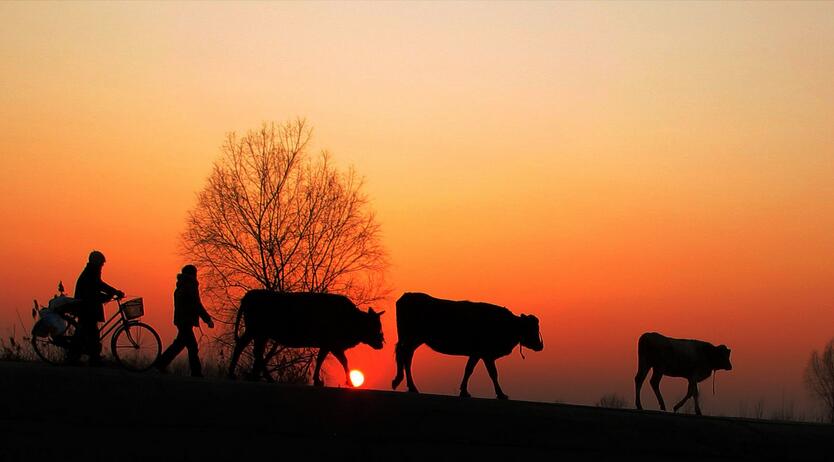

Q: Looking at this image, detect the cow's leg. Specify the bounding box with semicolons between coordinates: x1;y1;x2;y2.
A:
331;350;351;386
649;370;666;411
249;336;267;381
227;332;253;380
634;363;650;410
484;358;508;400
673;379;697;413
693;381;702;415
459;356;479;398
259;341;277;383
403;344;420;393
674;379;701;415
313;349;329;387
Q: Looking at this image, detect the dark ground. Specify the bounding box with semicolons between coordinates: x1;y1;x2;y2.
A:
0;361;831;461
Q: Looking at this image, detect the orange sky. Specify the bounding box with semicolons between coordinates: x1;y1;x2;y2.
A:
2;2;833;417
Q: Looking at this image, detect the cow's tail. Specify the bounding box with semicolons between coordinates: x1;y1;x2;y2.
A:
394;342;404;364
233;302;246;342
392;342;405;390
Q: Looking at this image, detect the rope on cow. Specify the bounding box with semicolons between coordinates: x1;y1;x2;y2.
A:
519;343;526;359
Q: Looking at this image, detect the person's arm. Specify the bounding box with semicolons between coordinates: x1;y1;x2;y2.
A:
99;280;124;299
198;306;213;328
193;286;213;328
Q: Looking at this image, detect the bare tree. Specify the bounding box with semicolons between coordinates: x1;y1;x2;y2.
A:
182;119;387;382
805;340;834;423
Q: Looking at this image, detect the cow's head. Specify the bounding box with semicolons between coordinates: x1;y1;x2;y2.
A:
711;344;732;371
363;307;385;350
519;314;544;352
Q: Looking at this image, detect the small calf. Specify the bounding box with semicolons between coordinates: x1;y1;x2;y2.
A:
635;332;732;415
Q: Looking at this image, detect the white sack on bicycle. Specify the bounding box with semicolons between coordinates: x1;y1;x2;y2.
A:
34;309;68;337
47;295;77;312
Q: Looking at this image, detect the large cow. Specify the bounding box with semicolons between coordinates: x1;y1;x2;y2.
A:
635;332;732;415
391;292;543;400
228;290;384;387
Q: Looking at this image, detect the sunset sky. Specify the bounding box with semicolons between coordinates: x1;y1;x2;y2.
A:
2;2;833;417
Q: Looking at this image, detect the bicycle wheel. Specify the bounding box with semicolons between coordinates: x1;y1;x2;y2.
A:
31;315;78;365
111;322;161;371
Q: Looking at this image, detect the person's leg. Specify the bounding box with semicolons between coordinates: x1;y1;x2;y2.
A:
69;316;88;363
89;322;103;363
156;329;186;371
182;328;202;377
80;317;102;364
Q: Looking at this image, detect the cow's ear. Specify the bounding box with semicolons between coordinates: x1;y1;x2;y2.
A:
377;310;385;316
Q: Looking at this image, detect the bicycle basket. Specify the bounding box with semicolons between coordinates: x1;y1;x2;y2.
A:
121;298;144;319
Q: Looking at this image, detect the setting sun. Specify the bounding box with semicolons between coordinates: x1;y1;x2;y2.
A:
349;370;365;388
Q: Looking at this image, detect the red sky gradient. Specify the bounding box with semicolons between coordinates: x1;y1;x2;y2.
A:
2;2;834;417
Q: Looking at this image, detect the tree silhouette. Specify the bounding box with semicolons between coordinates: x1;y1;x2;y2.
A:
182;119;387;382
805;340;834;423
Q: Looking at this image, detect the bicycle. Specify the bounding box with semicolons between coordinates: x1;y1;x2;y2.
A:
31;296;162;371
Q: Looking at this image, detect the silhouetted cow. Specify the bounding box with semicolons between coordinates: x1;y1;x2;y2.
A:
391;292;543;399
228;290;384;386
635;332;732;415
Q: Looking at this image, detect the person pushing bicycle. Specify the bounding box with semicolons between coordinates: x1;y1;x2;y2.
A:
73;250;124;365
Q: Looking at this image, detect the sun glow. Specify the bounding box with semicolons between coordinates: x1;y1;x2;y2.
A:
349;369;365;388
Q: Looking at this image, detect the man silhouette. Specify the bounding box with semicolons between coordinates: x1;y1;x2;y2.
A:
155;264;214;377
74;250;124;365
